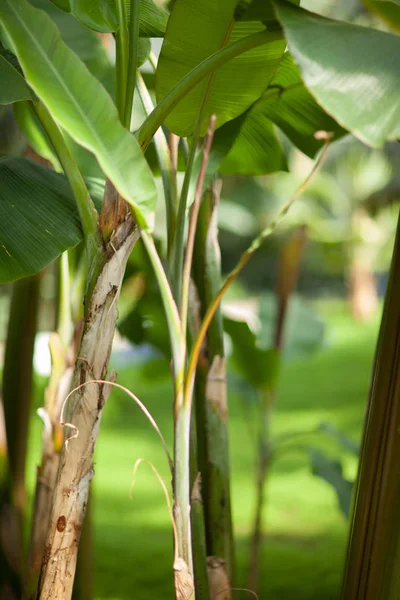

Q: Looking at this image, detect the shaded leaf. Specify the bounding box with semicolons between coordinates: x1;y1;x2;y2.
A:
309;448;354;518
0;158;103;283
236;0;299;23
0;53;33;104
14;101;61;169
224;316;280;389
49;0;168;35
258;53;346;157
217;109;287;175
0;0;157;228
126;0;169;37
0;106;26;156
201;51;344;179
275;2;400;147
156;0;286;136
362;0;400;32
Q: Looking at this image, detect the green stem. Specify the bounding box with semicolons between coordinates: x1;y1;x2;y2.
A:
58;252;73;349
170;128;199;303
174;406;194;570
124;0;141;128
137;29;283;151
136;72;178;257
115;0;129;121
180;116;216;341
191;180;235;579
139;229;184;382
34;102;104;297
171;66;218;303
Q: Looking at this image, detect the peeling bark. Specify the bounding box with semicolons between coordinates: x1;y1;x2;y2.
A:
205;357;227;423
37;218;138;600
207;556;231;600
24;339;74;599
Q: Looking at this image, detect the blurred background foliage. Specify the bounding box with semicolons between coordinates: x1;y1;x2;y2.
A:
0;0;399;597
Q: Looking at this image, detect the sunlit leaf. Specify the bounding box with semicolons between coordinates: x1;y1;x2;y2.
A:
31;0;115;92
0;158;103;283
156;0;286;136
275;2;400;147
0;0;157;228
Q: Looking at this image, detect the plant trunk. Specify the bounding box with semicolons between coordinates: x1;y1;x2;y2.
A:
192;181;234;597
348;209;378;322
36;217;137;600
72;491;93;600
348;257;378;322
341;211;400;599
0;275;40;600
24;331;75;599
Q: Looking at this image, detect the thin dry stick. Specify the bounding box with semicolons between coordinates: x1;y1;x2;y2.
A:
215;589;259;599
130;458;179;564
184;141;331;404
180;114;217;337
59;379;173;472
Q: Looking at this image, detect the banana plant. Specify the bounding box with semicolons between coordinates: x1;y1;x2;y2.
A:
0;0;400;599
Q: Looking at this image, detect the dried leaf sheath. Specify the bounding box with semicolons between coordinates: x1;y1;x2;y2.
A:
37;218;138;600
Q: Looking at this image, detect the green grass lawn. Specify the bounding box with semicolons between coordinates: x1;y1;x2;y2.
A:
26;302;380;599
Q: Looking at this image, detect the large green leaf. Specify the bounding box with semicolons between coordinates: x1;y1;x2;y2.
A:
31;0;115;93
49;0;168;35
156;0;286;136
275;2;400;148
204;51;344;177
0;0;157;229
258;53;346;157
0;158;103;283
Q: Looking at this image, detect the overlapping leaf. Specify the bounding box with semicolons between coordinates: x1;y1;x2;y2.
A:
49;0;168;35
0;158;103;283
217;110;287;175
0;52;33;104
0;0;157;228
363;0;400;32
275;2;400;147
156;0;286;136
210;52;345;177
